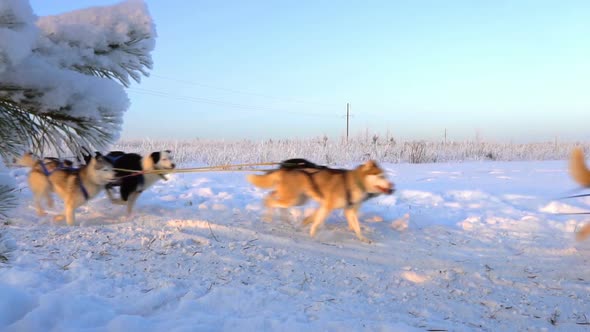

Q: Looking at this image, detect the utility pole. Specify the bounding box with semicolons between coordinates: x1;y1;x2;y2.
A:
346;102;350;142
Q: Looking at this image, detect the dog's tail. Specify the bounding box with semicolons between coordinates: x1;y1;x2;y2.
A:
13;152;37;168
246;171;280;189
576;223;590;241
570;148;590;187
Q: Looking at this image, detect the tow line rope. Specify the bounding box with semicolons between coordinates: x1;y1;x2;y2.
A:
553;189;590;215
112;161;280;178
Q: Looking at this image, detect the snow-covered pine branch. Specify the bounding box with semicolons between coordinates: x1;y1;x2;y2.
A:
0;0;156;159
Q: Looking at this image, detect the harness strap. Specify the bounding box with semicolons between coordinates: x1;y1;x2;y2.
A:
301;170;323;199
345;172;368;207
343;172;353;207
39;159;79;177
77;173;89;201
39;161;51;176
104;155;123;163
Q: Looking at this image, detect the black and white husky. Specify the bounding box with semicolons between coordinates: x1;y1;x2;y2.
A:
104;150;176;215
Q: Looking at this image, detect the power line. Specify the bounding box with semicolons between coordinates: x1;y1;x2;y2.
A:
148;74;340;108
127;87;341;118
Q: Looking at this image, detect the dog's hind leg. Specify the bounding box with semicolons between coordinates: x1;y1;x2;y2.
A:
263;191;298;222
309;206;331;238
29;174;51;216
33;193;46;216
126;191;142;215
344;207;371;243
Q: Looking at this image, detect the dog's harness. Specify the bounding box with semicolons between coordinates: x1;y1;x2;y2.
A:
280;159;326;199
38;159;76;177
104;154;123;164
301;170;325;199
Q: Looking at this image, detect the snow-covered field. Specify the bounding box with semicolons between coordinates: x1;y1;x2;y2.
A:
2;159;590;331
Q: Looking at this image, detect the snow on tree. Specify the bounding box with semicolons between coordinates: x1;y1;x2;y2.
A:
0;0;156;158
0;0;156;218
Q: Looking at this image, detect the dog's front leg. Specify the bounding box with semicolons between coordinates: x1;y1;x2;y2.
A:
64;202;76;226
33;194;46;216
345;207;370;243
106;188;126;205
309;206;331;238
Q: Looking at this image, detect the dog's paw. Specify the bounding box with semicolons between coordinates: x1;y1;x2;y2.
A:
53;215;65;222
309;227;318;238
302;215;314;225
358;236;372;244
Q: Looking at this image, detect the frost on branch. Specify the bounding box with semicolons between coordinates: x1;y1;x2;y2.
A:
36;0;156;87
0;0;156;159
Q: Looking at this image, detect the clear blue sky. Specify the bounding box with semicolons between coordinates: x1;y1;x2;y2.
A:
30;0;590;142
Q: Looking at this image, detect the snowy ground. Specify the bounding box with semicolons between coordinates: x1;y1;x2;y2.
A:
1;160;590;331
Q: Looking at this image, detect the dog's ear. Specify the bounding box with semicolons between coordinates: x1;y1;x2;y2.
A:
94;154;110;168
79;146;90;163
80;147;93;165
150;152;161;164
361;160;380;173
